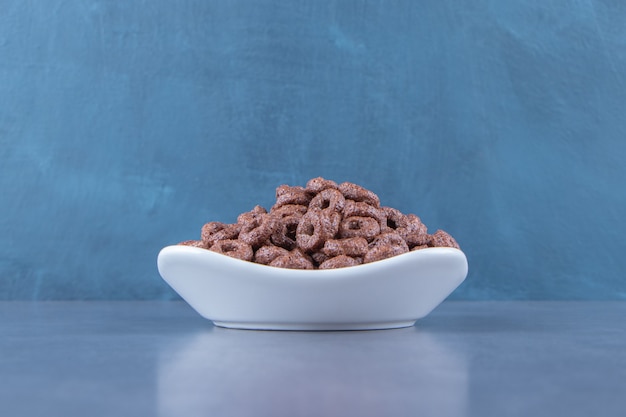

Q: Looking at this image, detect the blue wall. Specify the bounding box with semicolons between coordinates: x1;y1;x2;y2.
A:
1;0;625;300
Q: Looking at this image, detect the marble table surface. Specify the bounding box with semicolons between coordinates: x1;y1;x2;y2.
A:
1;301;624;417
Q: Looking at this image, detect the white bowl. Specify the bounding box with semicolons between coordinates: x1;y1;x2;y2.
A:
157;245;468;331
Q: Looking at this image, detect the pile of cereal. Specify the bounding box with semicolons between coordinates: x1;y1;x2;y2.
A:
179;177;460;269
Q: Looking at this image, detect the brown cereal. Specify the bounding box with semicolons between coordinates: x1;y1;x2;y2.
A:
269;204;308;218
343;199;386;228
428;229;460;249
236;205;266;224
305;177;339;194
363;232;409;264
269;204;308;249
179;240;209;249
201;222;241;246
399;214;429;247
273;185;312;209
382;207;406;231
270;215;301;250
209;239;254;261
254;245;290;265
308;188;345;213
296;210;341;252
179;178;461;269
382;208;429;247
295;211;324;252
339;216;380;242
310;251;330;266
326;209;342;234
238;213;277;248
319;255;361;269
240;204;267;218
201;222;224;237
322;237;368;257
269;249;315;270
339;182;380;207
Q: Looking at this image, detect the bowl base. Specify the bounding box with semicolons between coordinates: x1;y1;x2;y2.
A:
212;320;417;331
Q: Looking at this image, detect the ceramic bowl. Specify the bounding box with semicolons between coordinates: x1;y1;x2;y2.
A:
157;245;467;330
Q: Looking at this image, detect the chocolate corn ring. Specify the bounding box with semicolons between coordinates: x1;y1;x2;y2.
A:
273;185;312;209
254;245;290;265
239;213;277;248
399;214;429;247
382;208;428;247
343;199;386;229
338;182;380;207
308;188;345;213
236;205;267;224
178;240;209;249
428;229;460;249
339;216;380;242
305;177;339;194
209;239;253;261
381;207;406;231
201;222;241;246
270;214;301;250
363;232;409;264
269;249;314;270
268;204;307;249
321;237;368;257
310;251;330;266
296;210;341;252
319;255;361;270
269;204;308;218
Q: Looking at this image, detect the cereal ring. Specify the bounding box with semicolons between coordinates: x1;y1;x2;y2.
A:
210;239;254;261
273;185;312;209
321;210;341;240
428;230;460;249
201;222;224;236
295;211;325;252
339;216;380;242
252;205;268;214
201;222;241;246
381;207;406;231
411;244;429;251
269;249;314;270
319;255;361;270
343;199;386;228
239;214;277;248
322;237;368;257
338;182;380;207
363;232;409;264
269;204;308;218
382;208;428;247
268;205;307;249
296;210;341;252
254;245;290;265
236;205;268;224
308;188;345;213
399;214;429;247
305;177;339;194
270;214;301;250
310;251;330;266
178;240;209;249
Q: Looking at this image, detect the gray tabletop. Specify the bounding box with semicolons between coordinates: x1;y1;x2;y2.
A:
1;301;624;417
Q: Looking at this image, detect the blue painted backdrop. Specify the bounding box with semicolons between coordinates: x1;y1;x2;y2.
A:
1;0;625;300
